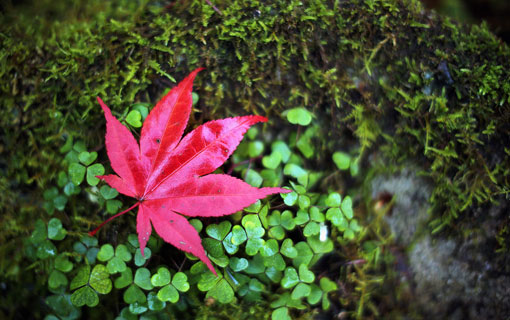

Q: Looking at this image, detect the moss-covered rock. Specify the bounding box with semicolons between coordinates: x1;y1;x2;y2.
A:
370;168;510;318
1;0;509;318
2;0;509;226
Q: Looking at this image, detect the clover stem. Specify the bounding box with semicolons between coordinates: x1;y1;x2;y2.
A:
88;202;140;236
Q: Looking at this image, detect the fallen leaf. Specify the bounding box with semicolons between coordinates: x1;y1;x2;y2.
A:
90;68;289;275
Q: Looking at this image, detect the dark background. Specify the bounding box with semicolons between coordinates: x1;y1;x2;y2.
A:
421;0;510;43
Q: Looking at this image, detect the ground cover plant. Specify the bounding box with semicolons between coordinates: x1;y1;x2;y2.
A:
26;80;363;319
2;0;510;318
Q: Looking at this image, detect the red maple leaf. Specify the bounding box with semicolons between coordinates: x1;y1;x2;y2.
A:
89;68;289;275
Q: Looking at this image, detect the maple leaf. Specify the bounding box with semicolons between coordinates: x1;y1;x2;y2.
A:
89;68;289;275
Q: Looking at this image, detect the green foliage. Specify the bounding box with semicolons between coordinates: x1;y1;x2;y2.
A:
285;107;313;126
70;264;112;307
20;101;366;318
3;0;509;318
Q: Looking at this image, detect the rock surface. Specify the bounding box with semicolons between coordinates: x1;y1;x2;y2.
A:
371;169;510;319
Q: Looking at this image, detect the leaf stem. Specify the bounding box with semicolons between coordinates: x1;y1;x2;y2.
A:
88;202;140;236
205;0;223;15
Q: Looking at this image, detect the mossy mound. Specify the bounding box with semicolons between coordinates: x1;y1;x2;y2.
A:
2;0;509;227
1;0;509;318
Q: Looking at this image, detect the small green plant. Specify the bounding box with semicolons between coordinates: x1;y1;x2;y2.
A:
24;94;368;319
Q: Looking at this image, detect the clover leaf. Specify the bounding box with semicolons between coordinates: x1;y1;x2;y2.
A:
114;268;133;289
281;189;298;206
150;267;171;287
48;218;67;241
134;247;151;266
55;253;73;273
147;291;165;311
340;195;354;219
99;185;122;214
309;207;325;222
248;141;264;158
325;192;342;207
172;272;190;292
242;214;265;256
68;163;86;186
319;277;338;310
298;264;315;283
68;151;104;186
292;242;313;268
71;286;98;307
296;125;319;158
281;267;299;289
157;284;179;303
128;301;148;315
248;253;272;276
265;266;283;283
291;282;311;300
270;292;306;310
271;141;291;163
37;239;58;260
272;307;291;320
307;235;334;254
260;239;279;257
303;221;320;237
280;239;298;258
125;110;142;127
283;163;308;186
294;210;310;225
326;208;347;230
108;245;132;273
70;264;112;307
78;151;97;166
73;235;99;264
43;188;59;214
134;268;153;291
131;103;149;120
286;107;312;126
307;284;323;305
97;244;114;262
229;257;249;272
230;225;247;245
262;151;282;169
89;264;112;294
206;221;232;241
156;271;189;303
124;284;146;304
206;278;235;304
48;269;68;290
86;163;105;186
332;151;351;170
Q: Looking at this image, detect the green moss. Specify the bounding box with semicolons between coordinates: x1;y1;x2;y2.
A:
2;0;506;223
1;0;510;318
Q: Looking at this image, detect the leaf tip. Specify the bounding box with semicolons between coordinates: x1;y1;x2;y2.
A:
261;187;292;195
209;265;218;277
182;67;205;87
254;115;268;123
96;96;112;117
193;67;206;73
201;256;217;276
